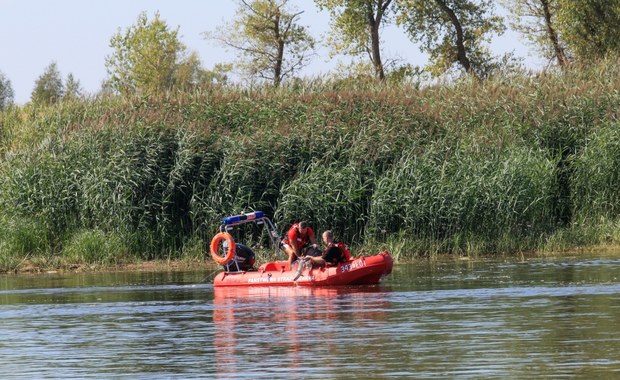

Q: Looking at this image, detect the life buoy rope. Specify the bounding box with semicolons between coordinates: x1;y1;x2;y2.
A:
210;232;236;265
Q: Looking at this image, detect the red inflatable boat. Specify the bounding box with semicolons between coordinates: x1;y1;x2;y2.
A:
213;251;393;287
210;212;393;287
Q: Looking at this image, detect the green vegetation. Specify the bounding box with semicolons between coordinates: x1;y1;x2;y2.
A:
0;71;14;111
207;0;316;87
316;0;397;80
2;59;620;272
397;0;506;79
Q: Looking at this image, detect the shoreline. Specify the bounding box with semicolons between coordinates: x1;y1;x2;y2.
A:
4;258;218;275
4;244;620;275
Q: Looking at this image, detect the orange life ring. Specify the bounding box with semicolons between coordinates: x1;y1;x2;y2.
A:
210;232;236;265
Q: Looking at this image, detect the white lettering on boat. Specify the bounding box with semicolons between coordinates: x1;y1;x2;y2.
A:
247;276;314;283
340;259;366;273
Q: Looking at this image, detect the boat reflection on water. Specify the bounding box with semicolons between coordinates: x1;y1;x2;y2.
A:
213;284;387;299
212;286;391;375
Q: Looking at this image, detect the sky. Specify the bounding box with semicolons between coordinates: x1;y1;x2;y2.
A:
0;0;543;104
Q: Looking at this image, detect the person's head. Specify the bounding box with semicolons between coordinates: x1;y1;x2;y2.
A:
322;230;334;244
298;221;309;234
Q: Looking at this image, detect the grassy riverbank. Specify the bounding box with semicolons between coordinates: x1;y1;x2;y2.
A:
2;59;620;273
7;244;620;275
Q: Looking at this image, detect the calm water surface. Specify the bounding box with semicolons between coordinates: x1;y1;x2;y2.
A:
1;255;620;379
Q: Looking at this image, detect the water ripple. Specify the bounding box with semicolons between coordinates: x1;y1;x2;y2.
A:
1;258;620;378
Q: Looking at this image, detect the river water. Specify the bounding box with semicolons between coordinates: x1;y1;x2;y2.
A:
1;255;620;379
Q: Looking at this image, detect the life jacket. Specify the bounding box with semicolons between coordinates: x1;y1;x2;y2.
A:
334;241;351;261
324;241;351;265
284;223;314;248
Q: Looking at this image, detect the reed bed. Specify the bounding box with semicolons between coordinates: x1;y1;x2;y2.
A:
368;144;558;256
2;59;620;270
571;122;620;222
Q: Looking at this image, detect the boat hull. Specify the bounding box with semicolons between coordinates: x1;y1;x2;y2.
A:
213;251;393;287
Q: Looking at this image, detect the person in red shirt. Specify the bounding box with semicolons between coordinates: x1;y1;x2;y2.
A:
304;230;351;267
281;221;318;266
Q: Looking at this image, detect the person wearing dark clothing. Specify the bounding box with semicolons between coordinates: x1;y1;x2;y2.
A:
304;230;351;267
224;243;256;272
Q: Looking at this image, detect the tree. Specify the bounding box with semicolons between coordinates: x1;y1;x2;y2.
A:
64;73;83;100
397;0;505;79
556;0;620;61
501;0;569;67
207;0;316;87
316;0;396;81
105;11;186;96
31;62;64;105
0;71;14;110
173;52;231;90
174;51;204;91
203;63;234;86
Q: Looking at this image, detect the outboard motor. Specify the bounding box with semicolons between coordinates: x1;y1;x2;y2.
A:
224;243;256;272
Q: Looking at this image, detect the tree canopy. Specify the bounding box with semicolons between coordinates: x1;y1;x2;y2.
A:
501;0;569;67
105;11;186;96
316;0;396;81
207;0;316;86
556;0;620;62
63;73;83;100
12;3;620;101
31;62;64;105
0;71;14;110
397;0;506;79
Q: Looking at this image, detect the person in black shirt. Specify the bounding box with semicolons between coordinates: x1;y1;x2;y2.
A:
303;230;351;267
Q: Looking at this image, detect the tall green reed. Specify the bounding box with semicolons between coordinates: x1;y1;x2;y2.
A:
368;143;558;255
2;59;620;265
571;122;620;223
